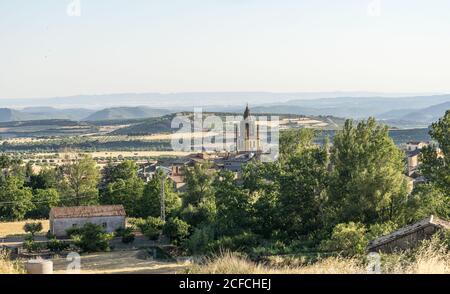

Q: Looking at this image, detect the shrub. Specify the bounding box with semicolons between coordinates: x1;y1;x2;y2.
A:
66;227;83;238
320;222;368;256
367;222;398;241
163;217;190;245
115;227;135;244
45;231;56;240
23;222;43;238
23;235;44;253
46;239;70;253
136;217;164;241
185;226;215;255
74;223;114;253
208;232;261;253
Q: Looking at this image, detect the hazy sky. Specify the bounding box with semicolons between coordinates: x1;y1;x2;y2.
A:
1;0;450;99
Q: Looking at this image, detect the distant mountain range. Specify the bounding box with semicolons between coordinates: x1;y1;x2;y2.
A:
382;102;450;123
246;95;450;128
0;92;439;108
0;106;171;122
84;107;171;121
0;93;448;128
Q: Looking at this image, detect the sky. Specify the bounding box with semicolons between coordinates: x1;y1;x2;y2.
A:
1;0;450;99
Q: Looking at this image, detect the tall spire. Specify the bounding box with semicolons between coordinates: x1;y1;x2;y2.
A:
244;103;250;119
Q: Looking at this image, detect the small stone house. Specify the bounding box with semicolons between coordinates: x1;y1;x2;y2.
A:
367;215;450;253
49;205;126;237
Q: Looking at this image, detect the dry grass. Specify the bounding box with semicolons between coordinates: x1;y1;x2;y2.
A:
188;252;366;274
0;251;24;274
52;250;187;274
189;240;450;274
0;220;49;238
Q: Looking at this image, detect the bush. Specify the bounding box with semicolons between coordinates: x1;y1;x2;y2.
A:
115;227;135;244
46;239;70;253
185;226;215;255
136;217;164;241
367;222;398;241
320;222;368;256
23;222;43;238
45;231;56;240
163;217;190;245
66;227;83;238
23;235;44;253
208;232;261;253
74;223;114;253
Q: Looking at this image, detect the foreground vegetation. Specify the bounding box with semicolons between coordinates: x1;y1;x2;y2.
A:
189;238;450;274
0;252;23;274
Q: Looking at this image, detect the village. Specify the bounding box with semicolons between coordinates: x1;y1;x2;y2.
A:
0;106;449;275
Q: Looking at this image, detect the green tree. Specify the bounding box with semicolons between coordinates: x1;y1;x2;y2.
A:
59;156;100;206
29;168;58;190
328;118;409;225
278;145;329;239
163;217;190;245
183;163;215;206
243;162;281;238
213;170;253;236
181;164;216;228
279;128;316;160
100;160;146;216
405;184;450;222
0;176;33;221
101;160;139;191
420;110;450;196
23;222;43;238
140;170;181;218
27;188;60;219
103;177;144;217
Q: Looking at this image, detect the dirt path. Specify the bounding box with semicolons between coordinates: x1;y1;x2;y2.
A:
52;250;189;274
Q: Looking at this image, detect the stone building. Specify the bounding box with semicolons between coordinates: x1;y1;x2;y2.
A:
367;215;450;253
49;205;126;237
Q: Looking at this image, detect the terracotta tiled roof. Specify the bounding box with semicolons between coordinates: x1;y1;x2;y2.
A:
50;205;126;219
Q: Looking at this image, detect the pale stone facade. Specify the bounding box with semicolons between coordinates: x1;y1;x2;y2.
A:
49;205;126;237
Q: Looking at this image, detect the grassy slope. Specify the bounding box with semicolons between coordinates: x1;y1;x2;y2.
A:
189;240;450;274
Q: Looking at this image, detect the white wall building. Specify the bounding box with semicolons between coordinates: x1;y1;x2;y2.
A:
49;205;126;237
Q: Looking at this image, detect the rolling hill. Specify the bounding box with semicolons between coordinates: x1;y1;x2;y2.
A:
400;102;450;123
84;107;171;121
379;101;450;127
0;108;26;122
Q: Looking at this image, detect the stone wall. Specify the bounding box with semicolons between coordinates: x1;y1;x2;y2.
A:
371;226;438;253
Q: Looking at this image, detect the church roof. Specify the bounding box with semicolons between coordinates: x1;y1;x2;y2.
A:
244;104;250;119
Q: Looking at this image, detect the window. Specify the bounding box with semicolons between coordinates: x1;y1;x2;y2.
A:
72;224;77;228
102;222;107;228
